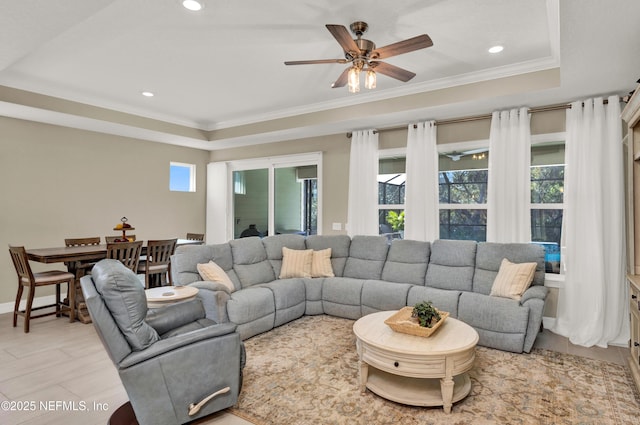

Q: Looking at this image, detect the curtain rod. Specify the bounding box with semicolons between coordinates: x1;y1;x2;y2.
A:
346;99;617;138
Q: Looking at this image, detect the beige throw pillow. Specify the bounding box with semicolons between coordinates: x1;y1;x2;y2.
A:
490;258;537;300
311;248;334;278
280;247;313;278
197;261;235;292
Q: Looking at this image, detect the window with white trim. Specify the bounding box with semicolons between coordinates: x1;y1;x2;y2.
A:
530;140;565;274
170;162;196;192
438;148;488;241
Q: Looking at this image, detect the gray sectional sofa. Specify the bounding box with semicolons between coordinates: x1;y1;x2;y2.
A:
171;234;547;353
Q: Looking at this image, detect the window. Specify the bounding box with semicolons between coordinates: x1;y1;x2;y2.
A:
530;141;565;274
438;149;488;241
170;162;196;192
378;154;405;239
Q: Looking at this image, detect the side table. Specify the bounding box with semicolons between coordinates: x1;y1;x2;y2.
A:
145;286;199;308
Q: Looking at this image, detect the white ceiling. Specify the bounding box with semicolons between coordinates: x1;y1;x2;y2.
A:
1;0;639;150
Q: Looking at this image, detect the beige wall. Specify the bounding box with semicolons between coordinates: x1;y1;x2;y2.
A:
0;116;209;305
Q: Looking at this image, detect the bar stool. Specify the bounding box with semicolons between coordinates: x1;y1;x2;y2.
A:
9;245;76;333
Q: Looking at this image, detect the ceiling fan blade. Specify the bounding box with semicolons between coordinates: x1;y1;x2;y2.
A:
370;61;416;82
326;24;360;55
284;59;348;65
371;34;433;60
331;68;350;88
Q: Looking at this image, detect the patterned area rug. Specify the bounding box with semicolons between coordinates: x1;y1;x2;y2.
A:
231;315;640;425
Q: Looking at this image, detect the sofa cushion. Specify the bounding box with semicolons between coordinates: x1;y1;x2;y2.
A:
381;239;430;285
322;277;365;319
361;280;412;316
227;287;276;339
473;242;545;295
262;234;307;278
490;259;537;300
425;239;477;291
197;261;236;292
458;292;529;353
302;277;324;315
305;235;351;276
279;247;313;278
91;259;159;351
311;248;334;278
343;235;389;280
406;286;461;318
230;237;275;288
259;279;306;327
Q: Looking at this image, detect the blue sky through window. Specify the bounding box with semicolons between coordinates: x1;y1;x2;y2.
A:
170;163;194;192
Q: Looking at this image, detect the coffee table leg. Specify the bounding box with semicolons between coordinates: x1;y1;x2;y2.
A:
440;376;454;413
359;360;368;393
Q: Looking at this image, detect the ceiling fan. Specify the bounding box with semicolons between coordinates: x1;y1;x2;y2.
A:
284;21;433;92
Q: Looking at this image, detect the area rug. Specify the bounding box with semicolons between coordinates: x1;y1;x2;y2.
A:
230;315;640;425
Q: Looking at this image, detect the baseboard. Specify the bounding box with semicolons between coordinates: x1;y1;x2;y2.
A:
542;316;555;330
0;295;59;315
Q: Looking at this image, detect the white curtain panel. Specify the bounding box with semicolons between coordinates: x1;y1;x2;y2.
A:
487;107;531;243
347;129;379;236
404;121;439;241
553;96;627;347
206;161;229;244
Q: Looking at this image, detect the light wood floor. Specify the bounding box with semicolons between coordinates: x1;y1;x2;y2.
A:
0;312;629;425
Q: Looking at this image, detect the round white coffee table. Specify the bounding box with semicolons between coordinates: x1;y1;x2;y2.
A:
145;286;199;308
353;310;479;413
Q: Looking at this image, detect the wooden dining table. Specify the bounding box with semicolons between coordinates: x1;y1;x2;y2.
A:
26;239;203;324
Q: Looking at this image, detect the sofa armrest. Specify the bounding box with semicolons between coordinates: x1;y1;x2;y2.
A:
520;285;548;304
119;322;238;368
190;280;232;294
188;282;232;323
145;299;206;335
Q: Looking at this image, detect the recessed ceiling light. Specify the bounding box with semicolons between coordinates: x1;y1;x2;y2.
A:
141;91;155;97
182;0;203;11
488;45;504;54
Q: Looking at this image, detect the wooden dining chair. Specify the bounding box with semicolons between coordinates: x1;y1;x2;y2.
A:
137;239;178;288
186;233;205;241
9;245;76;333
64;237;101;278
106;241;143;273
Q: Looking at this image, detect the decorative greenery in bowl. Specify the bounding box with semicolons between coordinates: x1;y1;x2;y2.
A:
412;301;442;328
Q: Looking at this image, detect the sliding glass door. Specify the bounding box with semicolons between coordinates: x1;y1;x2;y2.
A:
229;153;322;239
233;169;268;238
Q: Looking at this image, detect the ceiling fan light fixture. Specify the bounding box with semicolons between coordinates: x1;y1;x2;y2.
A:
365;69;376;90
182;0;203;11
348;66;360;93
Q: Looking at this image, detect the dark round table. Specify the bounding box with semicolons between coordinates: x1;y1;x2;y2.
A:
108;402;138;425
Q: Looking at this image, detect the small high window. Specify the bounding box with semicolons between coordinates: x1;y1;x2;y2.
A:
170;162;196;192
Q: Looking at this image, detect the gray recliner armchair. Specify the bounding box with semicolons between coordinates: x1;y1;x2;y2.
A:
80;259;244;425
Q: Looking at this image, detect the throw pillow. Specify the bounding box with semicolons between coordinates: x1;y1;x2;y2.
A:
490;258;537;300
311;248;334;278
197;261;235;292
280;247;313;278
